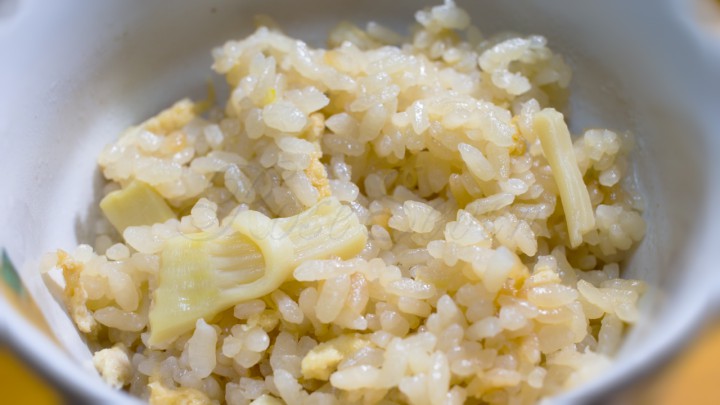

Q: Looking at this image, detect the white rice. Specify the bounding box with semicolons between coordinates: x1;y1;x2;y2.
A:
42;1;648;404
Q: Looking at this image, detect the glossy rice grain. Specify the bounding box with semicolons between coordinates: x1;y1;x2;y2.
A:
43;1;647;404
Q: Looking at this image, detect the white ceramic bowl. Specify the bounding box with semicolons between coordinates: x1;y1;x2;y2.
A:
1;0;719;403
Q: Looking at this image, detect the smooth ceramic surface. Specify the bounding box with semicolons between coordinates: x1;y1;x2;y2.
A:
1;0;719;403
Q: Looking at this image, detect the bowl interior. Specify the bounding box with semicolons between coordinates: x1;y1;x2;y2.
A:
1;0;718;403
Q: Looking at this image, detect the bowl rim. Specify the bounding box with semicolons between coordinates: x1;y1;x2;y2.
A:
2;0;720;403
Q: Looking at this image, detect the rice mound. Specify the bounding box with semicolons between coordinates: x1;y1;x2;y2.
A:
42;1;647;404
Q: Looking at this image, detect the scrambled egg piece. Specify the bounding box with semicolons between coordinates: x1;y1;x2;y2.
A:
149;378;212;405
304;112;325;142
301;113;331;198
305;152;331;199
509;131;526;156
57;250;96;334
509;116;527;156
301;334;370;380
92;344;131;389
143;99;197;135
247;310;281;332
282;112;328;198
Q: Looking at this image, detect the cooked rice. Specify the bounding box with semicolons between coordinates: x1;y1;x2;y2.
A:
42;1;647;404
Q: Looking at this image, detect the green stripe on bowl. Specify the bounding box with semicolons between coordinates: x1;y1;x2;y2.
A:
1;249;22;294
